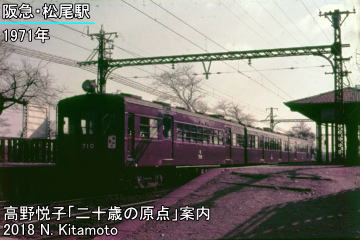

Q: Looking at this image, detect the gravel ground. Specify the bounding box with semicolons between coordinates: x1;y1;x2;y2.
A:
121;165;360;240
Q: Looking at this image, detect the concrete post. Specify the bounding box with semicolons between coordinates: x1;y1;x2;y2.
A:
331;123;335;162
325;123;329;163
346;123;359;165
316;122;322;163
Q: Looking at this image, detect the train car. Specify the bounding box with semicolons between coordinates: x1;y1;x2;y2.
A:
57;93;314;183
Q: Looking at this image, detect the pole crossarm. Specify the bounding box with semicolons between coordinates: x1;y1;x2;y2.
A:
275;119;313;123
78;44;349;69
259;119;313;122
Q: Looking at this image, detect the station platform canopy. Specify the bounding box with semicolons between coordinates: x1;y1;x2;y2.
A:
285;87;360;123
285;87;360;164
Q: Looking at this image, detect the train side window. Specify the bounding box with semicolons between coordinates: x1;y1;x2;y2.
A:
248;135;254;148
290;142;293;152
203;128;210;144
273;139;276;150
237;134;244;147
247;135;251;148
150;119;158;138
184;125;190;142
254;135;259;148
252;135;256;148
63;117;69;134
188;125;194;142
176;123;184;141
128;113;135;137
139;117;158;139
264;137;269;150
213;130;218;145
140;117;150;138
196;126;203;143
279;140;282;150
232;134;237;146
259;136;264;149
226;129;231;145
218;131;224;145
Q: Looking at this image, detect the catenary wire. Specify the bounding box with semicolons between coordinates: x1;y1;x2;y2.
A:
122;0;290;101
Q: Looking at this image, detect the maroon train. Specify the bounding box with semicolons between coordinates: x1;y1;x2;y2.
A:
57;93;314;182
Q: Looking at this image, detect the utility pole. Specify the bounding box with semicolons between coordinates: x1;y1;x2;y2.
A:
266;107;278;131
84;26;118;94
320;9;355;161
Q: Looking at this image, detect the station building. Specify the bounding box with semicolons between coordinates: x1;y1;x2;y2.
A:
285;87;360;165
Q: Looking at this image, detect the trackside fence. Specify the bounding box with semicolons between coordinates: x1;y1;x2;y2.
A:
0;137;56;163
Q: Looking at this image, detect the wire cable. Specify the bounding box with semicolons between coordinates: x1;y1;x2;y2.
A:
300;0;331;42
125;0;290;100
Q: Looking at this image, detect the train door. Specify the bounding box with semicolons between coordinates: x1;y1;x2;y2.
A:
225;127;232;161
127;113;135;159
260;135;265;160
279;139;282;160
163;115;174;159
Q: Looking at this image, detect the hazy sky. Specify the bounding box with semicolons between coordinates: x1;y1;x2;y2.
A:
1;0;359;135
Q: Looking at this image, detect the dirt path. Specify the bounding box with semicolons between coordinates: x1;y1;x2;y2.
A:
120;165;360;240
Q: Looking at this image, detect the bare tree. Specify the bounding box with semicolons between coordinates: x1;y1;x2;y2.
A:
287;122;315;140
213;100;255;125
0;42;64;116
153;65;207;112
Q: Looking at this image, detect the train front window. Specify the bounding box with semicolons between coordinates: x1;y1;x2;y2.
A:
80;113;96;135
63;117;69;134
81;119;94;135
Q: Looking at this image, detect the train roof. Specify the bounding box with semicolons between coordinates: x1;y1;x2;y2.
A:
58;93;124;105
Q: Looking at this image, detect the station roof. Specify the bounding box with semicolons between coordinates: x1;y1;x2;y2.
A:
285;87;360;105
285;87;360;123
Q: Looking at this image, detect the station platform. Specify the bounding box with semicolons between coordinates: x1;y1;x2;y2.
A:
0;162;55;168
101;164;360;240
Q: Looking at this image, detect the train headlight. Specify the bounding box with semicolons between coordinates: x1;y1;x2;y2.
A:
82;80;97;93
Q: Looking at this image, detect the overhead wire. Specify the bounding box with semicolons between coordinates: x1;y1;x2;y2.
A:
273;1;313;44
231;0;333;88
218;2;296;99
217;2;275;47
232;1;278;45
147;0;284;110
123;64;330;78
122;0;290;101
299;0;331;42
256;0;303;46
